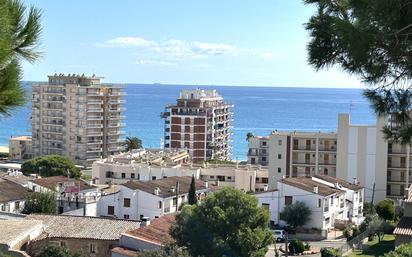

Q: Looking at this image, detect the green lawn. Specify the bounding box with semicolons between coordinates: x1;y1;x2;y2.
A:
348;234;395;257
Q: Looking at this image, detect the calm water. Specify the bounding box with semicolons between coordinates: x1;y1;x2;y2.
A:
0;83;376;160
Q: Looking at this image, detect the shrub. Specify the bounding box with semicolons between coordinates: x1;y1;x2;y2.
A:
320;247;340;257
375;199;395;221
288;239;305;254
304;242;311;251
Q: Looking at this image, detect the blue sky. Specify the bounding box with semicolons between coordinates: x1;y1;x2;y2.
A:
22;0;362;88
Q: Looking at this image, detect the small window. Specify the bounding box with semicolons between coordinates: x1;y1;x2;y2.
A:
262;203;270;210
124;198;131;207
262;157;267;162
262;141;267;146
15;201;20;210
90;243;96;253
278;168;281;173
278;154;281;159
121;173;126;178
318;199;321;208
285;196;293;205
227;176;232;180
123;214;130;220
210;176;215;179
158;201;162;209
108;206;114;215
131;173;135;179
173;197;177;206
60;241;66;247
152;176;156;180
278;140;282;146
261;177;268;183
137;173;140;180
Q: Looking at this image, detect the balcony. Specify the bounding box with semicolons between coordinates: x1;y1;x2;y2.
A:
109;100;126;104
87;100;103;104
87;124;103;129
87;140;103;145
87;148;103;153
87;116;103;121
87;132;103;136
87;108;103;113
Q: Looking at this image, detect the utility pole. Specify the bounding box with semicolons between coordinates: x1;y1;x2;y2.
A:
371;183;376;205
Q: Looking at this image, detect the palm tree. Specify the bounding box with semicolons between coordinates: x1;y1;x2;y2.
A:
246;132;254;142
0;0;42;116
124;136;142;151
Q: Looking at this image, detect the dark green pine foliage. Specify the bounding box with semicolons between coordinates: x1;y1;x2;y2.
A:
188;175;197;205
305;0;412;144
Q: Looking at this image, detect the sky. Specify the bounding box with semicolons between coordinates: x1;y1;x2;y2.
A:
21;0;363;88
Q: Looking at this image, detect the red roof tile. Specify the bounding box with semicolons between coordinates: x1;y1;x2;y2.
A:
125;214;175;245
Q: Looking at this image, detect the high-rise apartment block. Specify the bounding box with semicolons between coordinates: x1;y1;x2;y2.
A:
264;113;409;203
247;136;269;166
162;89;233;162
32;74;126;167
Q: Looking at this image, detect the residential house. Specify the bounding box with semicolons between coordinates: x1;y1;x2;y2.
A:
112;214;175;257
247;136;269;166
8;135;33;161
394;185;412;245
0;178;32;213
254;175;364;235
25;214;140;257
28;175;99;216
97;176;214;220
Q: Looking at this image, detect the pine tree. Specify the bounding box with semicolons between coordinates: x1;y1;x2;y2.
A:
188;175;197;205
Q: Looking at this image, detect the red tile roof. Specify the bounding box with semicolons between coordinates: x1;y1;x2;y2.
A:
124;214;175;245
394;216;412;236
281;176;345;197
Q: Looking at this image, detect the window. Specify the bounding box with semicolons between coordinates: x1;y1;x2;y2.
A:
278;140;282;146
124;214;130;219
60;241;66;247
262;141;267;146
158;201;163;209
318;199;321;208
278;168;281;173
131;173;135;179
124;198;131;207
121;173;126;178
261;177;268;183
173;197;178;206
152;176;156;180
262;203;270;210
285;196;293;205
15;201;20;210
108;206;114;215
1;204;4;211
227;176;232;180
262;157;267;162
278;154;282;159
210;176;215;179
90;243;96;253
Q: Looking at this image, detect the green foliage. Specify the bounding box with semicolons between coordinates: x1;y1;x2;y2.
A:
384;243;412;257
22;191;56;214
0;0;42;116
203;159;236;165
288;239;305;255
188;175;197;205
320;247;340;257
363;202;376;216
170;187;273;257
21;155;81;178
305;0;412;144
376;199;395;221
38;245;85;257
0;251;13;257
280;201;311;228
124;136;142;151
136;244;191;257
343;224;361;241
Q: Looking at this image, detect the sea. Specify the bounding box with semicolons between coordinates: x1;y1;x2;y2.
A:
0;83;376;160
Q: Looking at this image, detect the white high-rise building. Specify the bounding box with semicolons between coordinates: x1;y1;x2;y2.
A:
31;74;126;167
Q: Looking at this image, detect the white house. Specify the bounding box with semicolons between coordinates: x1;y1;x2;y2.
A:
254;175;364;233
97;176;214;220
27;175;100;216
0;178;32;213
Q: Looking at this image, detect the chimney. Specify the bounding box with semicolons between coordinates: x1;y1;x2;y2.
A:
154;187;160;196
141;217;151;227
353;178;358;185
263;184;268;191
313;186;318;194
335;182;340;188
205;181;209;188
170;187;175;193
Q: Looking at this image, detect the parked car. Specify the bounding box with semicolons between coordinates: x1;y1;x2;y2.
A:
271;229;285;242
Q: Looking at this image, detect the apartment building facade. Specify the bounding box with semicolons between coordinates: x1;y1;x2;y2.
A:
32;74;125;167
162;89;233;162
266;113;409;203
247;136;269;166
8;135;33;161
